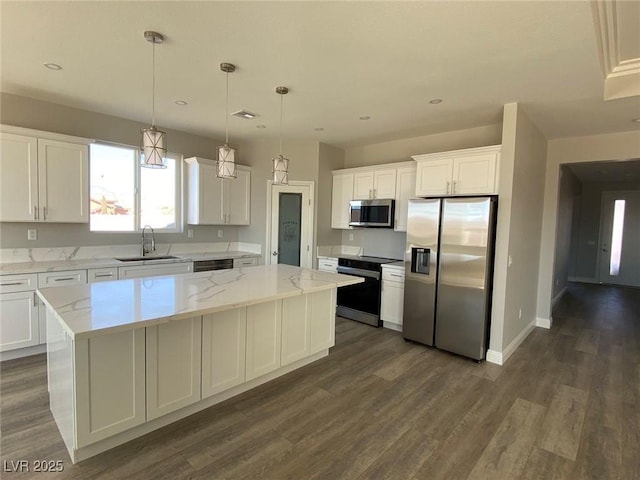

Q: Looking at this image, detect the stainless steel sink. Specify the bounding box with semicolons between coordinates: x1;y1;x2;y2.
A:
116;255;180;262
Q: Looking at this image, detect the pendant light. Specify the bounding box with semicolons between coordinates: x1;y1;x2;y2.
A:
272;86;289;185
217;62;237;178
141;31;167;169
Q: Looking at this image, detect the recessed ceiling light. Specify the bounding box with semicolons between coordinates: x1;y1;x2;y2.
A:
633;118;640;123
429;98;443;104
314;127;324;131
44;63;62;70
232;110;257;119
175;100;187;106
256;124;266;129
359;116;371;120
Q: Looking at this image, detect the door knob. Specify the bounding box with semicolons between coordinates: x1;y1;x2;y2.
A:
272;251;278;256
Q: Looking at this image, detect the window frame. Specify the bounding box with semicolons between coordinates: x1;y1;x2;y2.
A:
89;141;183;233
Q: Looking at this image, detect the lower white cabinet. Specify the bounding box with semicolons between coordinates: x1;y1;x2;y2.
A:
245;301;282;381
146;317;202;420
0;290;39;352
309;289;336;353
88;268;118;283
281;295;310;366
74;328;146;448
381;266;405;329
118;262;193;279
38;270;87;344
233;257;258;268
202;309;247;398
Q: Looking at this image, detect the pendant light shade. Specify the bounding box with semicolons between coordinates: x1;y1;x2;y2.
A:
272;86;289;185
141;31;167;169
217;62;237;178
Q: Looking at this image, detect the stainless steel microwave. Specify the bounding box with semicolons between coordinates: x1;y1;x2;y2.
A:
349;199;395;228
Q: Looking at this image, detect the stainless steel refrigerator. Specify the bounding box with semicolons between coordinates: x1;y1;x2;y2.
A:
402;196;497;360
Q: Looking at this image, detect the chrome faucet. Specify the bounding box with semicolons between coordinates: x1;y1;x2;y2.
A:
141;225;156;256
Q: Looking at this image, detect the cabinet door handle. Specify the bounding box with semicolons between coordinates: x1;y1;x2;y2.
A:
43;206;47;220
453;180;457;194
95;273;113;278
34;206;38;220
2;281;25;286
53;277;75;282
446;181;450;194
390;273;403;278
33;291;39;307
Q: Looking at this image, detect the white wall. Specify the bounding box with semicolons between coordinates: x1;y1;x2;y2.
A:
344;124;502;167
553;167;582;301
536;130;640;323
489;103;547;359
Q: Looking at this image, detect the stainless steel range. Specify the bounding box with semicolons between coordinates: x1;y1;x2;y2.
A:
336;255;400;327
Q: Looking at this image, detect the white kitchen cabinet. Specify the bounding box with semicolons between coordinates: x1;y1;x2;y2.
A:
185;157;251;226
201;309;247;398
0;133;88;223
413;145;501;197
0;290;39;352
87;268;118;283
146;317;202;420
245;300;282;381
394;165;416;232
38;270;87;344
308;289;336;353
317;257;338;273
75;328;146;447
353;168;397;200
381;266;405;331
331;172;354;229
117;262;193;280
281;295;310;366
233;256;258;268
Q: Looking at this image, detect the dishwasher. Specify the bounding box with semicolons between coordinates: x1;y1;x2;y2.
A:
192;258;234;272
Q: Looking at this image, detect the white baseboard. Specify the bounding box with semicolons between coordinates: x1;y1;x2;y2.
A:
536;316;552;329
568;276;598;284
486;319;537;366
552;287;567;307
382;321;402;332
0;344;46;362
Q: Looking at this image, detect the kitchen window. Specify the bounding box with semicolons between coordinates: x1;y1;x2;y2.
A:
89;143;181;232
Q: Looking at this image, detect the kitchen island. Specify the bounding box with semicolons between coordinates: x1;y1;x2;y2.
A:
37;264;362;463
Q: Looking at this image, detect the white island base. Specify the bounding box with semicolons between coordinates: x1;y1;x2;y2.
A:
41;265;360;463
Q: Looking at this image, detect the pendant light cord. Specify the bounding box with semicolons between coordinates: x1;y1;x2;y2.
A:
225;71;229;144
151;41;156;128
279;94;283;156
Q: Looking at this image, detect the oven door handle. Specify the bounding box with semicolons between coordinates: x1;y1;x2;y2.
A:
336;266;380;280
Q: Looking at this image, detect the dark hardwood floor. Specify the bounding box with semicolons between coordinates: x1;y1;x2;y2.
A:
1;282;638;479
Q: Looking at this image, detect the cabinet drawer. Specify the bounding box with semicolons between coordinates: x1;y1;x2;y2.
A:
233;257;258;268
88;268;118;283
0;273;38;293
382;268;405;283
318;258;338;273
38;270;87;288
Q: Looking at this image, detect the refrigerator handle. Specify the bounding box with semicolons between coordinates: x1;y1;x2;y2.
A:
411;247;430;275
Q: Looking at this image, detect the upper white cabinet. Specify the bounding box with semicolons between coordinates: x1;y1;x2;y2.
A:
331;172;354;229
413;145;501;197
185;157;251;226
394;165;416;232
353;168;397;199
0;133;88;223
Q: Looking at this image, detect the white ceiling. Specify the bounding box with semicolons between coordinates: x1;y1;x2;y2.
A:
1;1;639;148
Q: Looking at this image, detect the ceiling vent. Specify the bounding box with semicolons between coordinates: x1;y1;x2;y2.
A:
232;110;257;119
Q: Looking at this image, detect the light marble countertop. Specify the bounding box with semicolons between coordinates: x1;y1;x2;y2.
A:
0;251;260;275
37;264;363;340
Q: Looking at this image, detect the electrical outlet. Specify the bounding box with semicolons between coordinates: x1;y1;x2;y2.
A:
187;229;194;239
349;233;354;241
27;229;37;241
217;229;223;238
